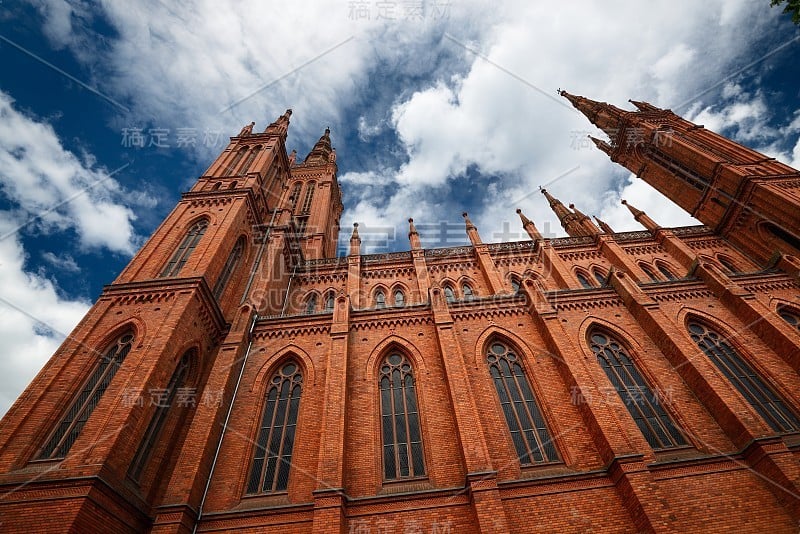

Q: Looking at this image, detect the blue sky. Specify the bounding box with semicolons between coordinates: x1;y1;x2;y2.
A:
0;0;798;413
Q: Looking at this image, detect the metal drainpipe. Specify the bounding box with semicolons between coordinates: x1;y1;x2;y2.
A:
280;264;297;316
192;312;258;534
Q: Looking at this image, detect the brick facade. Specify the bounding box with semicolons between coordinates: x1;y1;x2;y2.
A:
0;97;799;533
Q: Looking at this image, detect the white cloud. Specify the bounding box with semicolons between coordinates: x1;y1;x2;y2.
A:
41;251;80;272
0;91;140;254
0;91;143;415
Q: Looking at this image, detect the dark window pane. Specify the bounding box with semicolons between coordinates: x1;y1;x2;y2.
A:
486;341;558;465
590;331;686;450
379;353;425;479
247;361;303;493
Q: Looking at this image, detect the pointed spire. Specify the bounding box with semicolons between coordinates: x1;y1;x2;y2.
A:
288;149;297;166
570;203;600;236
559;89;629;138
589;135;614;155
463;212;482;245
628;99;661;112
349;223;361;256
594;216;614;234
304;127;333;164
408;218;421;249
621;199;661;233
541;188;572;223
516;208;542;240
239;121;255;136
265;109;292;136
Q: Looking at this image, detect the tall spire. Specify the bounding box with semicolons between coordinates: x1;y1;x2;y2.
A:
589;135;614;156
349;223;361;256
463;212;482;245
594;216;614;234
264;109;292;136
408;218;421;249
516;208;542;240
628;99;661;112
541;188;572;223
621;199;660;233
559;90;630;139
569;203;600;236
304;127;333;164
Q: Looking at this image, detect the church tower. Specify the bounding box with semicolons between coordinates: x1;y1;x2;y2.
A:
560;90;800;264
0;111;343;531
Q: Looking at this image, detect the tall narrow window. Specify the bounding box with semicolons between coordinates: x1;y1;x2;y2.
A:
325;292;335;312
160;219;208;278
225;147;248;175
301;181;315;214
305;294;317;314
576;271;593;289
394;290;405;307
778;306;800;332
379;353;425;480
462;284;474;299
688;322;800;432
640;264;659;282
289;182;302;213
38;333;134;459
213;237;245;299
375;290;386;309
487;341;558;464
247;361;303;493
590;332;686;449
717;256;739;274
593;269;607;286
444;285;455;303
510;277;521;293
240;145;261;174
128;352;191;481
656;262;677;280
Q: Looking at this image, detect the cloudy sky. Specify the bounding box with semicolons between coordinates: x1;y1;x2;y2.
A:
0;0;798;414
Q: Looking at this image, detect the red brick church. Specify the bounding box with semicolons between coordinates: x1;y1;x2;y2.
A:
0;92;799;532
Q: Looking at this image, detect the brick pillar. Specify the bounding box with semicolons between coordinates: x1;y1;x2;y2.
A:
429;286;509;533
653;229;697;273
473;244;506;294
538;241;580;288
519;278;678;532
311;295;351;534
596;234;651;282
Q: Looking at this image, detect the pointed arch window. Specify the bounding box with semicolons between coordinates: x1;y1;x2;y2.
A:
444;285;455;303
656;262;677;280
247;361;303;493
778;306;800;332
487;341;558;464
301;181;315;214
213;236;245;299
38;333;134;459
576;271;593;289
325;292;335;312
289;182;302;213
640;263;659;282
226;147;248;175
375;290;386;309
717;256;739;274
305;294;317;314
510;277;521;293
128;351;191;481
688;321;800;432
160;219;208;278
462;284;474;299
590;331;686;449
241;145;262;174
593;269;607;286
394;289;405;307
379;353;425;480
